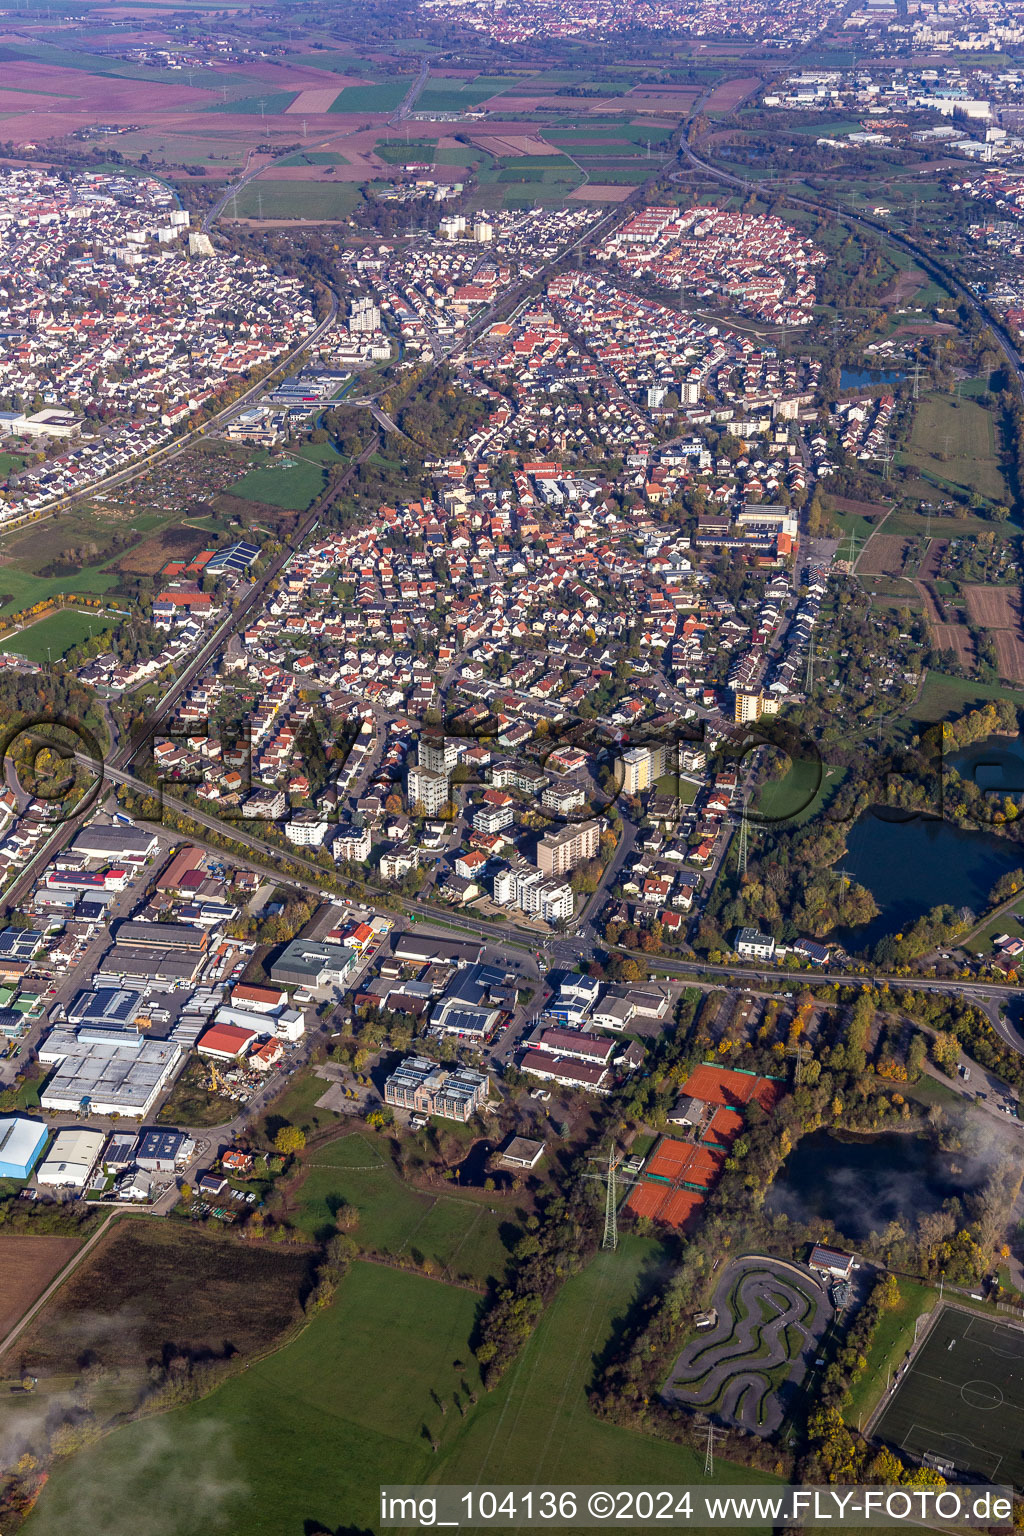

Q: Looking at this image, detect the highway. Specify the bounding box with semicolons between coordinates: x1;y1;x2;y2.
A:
677;137;1024;393
56;750;1024;1064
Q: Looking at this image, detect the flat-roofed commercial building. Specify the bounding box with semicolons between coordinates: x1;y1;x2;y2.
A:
384;1055;488;1122
0;1116;47;1179
67;987;144;1031
39;1029;182;1118
391;933;482;967
97;946;205;987
72;826;158;865
36;1127;105;1188
269;939;356;990
115;921;208;953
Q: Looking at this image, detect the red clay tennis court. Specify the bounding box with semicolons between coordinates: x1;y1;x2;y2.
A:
645;1139;725;1188
659;1189;705;1230
626;1180;706;1230
680;1063;783;1113
626;1181;670;1220
704;1105;744;1146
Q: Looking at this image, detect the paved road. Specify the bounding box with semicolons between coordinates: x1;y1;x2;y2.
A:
677;137;1024;394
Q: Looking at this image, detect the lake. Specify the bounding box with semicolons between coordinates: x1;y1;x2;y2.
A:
840;366;907;390
947;733;1024;795
835;808;1021;952
767;1128;967;1242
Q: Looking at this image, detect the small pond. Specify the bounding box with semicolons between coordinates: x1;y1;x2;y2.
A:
840;366;907;390
835;808;1021;953
767;1128;969;1242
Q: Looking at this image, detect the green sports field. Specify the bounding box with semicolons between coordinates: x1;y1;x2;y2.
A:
873;1306;1024;1484
0;608;113;662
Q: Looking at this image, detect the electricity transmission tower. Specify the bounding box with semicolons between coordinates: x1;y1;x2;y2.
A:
835;866;853;913
737;799;749;879
582;1149;643;1252
704;1423;719;1477
603;1145;618;1250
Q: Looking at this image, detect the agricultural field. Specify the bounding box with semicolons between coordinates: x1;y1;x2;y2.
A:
208;90;298;115
232;179;362;221
0;1219;311;1463
288;1131;509;1287
329;79;409;113
414;74;520;113
873;1306;1024;1483
276;150;348;167
965;585;1024;682
26;1262;485;1536
4;1220;310;1381
857;533;912;578
0;608;114;663
290;53;381;75
901;395;1009;507
0;1234;80;1339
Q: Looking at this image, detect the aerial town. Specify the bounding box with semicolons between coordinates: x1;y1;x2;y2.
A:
0;0;1020;1532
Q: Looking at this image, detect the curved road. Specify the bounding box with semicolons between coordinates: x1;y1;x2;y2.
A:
664;1256;831;1434
677;137;1024;392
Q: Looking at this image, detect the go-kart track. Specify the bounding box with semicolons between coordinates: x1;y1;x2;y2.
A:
663;1256;832;1435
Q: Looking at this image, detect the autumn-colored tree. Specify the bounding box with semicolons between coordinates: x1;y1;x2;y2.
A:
274;1125;306;1156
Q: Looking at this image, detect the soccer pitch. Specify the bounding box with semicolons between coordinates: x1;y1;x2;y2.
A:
874;1306;1024;1486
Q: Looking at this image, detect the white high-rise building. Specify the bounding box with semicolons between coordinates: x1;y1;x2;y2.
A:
350;296;381;333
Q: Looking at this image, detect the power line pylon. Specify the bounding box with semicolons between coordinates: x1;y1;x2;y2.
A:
602;1144;618;1251
836;866;852;913
704;1422;717;1477
737;800;749;879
